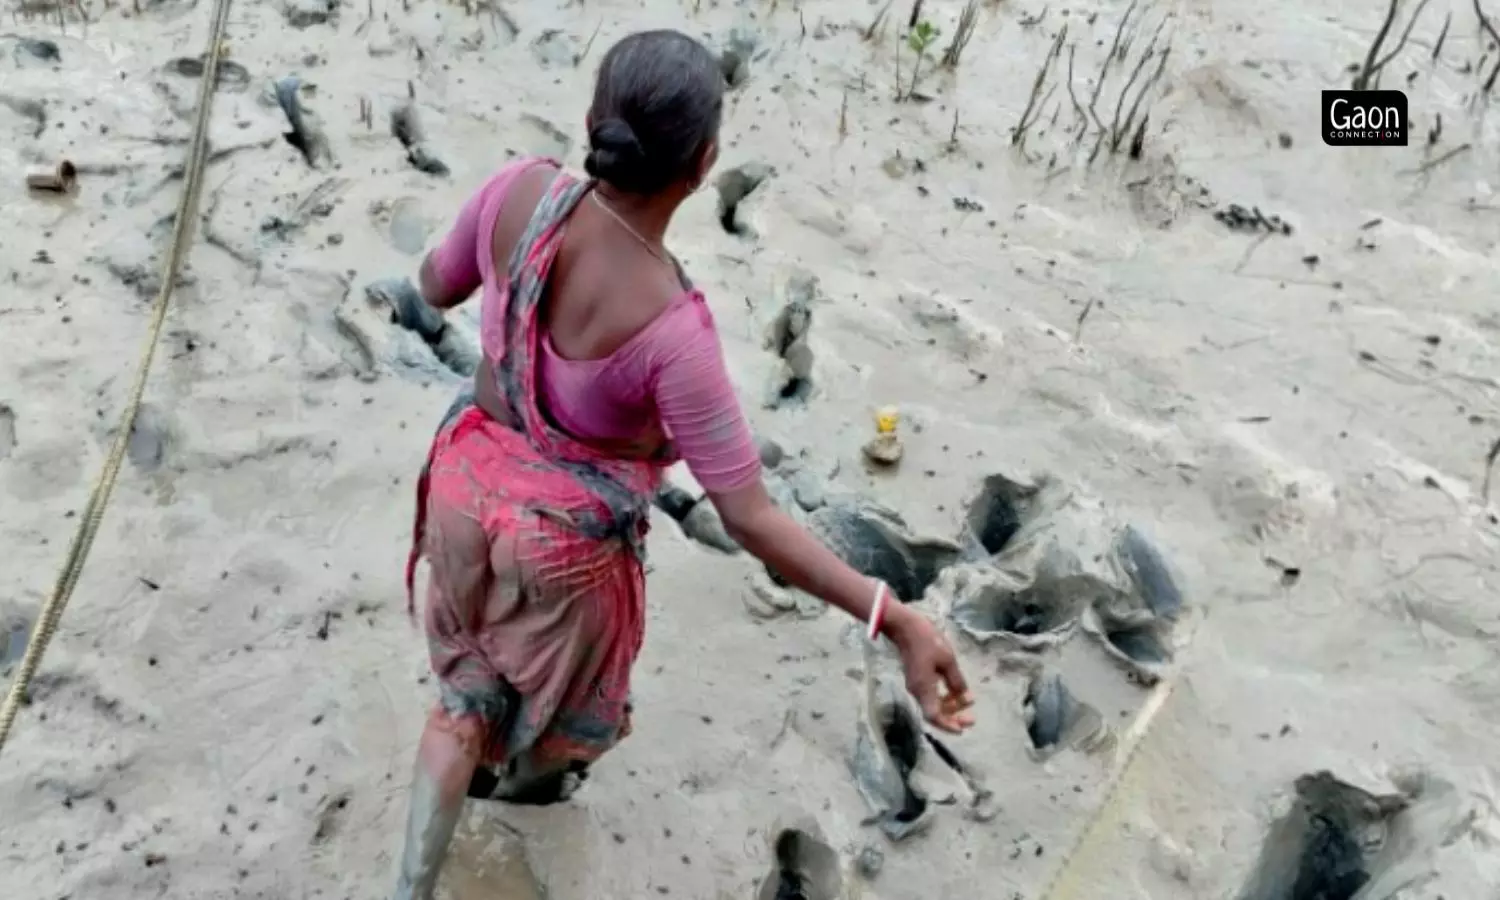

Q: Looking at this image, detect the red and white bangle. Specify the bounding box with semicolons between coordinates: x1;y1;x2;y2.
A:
866;579;891;641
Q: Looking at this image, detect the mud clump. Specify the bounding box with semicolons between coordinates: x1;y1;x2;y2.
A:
285;0;338;28
851;672;933;840
391;97;450;176
762;274;816;408
1117;524;1184;620
850;664;976;841
363;277;478;377
1023;671;1107;759
806;503;961;603
1236;771;1412;900
273;77;333;168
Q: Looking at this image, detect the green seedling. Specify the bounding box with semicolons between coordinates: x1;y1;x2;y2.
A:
904;19;941;99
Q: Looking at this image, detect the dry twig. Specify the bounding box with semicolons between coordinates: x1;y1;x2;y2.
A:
1353;0;1430;90
574;19;601;66
1475;0;1500;93
1111;40;1170;155
1398;141;1471;175
940;0;980;68
1013;25;1065;147
1065;44;1088;136
1482;434;1500;503
1086;0;1137;136
864;0;895;41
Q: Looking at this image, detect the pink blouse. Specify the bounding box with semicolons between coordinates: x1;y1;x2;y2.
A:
426;158;762;493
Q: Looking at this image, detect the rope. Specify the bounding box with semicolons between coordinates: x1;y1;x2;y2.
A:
1033;673;1179;899
0;0;235;756
1033;614;1201;899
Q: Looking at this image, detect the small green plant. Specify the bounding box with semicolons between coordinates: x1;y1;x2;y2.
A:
904;19;941;99
907;19;940;53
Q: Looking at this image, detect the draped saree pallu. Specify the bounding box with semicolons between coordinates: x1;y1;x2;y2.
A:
396;171;675;899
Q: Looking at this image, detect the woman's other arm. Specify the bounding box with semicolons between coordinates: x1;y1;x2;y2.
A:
419;186;487;311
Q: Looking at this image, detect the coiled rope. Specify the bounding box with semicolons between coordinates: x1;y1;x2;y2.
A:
0;0;235;755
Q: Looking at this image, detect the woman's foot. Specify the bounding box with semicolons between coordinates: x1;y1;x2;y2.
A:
467;761;590;806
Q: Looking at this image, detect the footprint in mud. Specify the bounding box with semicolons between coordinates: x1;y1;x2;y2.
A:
4;36;61;64
163;55;251;92
806;502;962;603
948;473;1187;677
1236;771;1412;900
515;113;573;158
2;604;34;672
1022;671;1108;760
391;95;450;176
529;28;577;68
444;817;546;900
962;472;1042;558
273;77;333;168
311;790;352;844
851;667;974;841
718;29;757;89
125;404;171;472
1;93;46;139
368;196;432;256
762;275;816;408
716;162;773;237
947;562;1091;652
0;403;15;460
756;828;842;900
899;291;993;362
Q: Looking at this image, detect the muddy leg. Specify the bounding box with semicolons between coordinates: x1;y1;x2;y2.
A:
394;705;486;900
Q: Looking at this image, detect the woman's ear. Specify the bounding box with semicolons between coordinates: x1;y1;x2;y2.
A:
696;140;720;185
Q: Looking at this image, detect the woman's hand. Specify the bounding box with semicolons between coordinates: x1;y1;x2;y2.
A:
886;605;975;734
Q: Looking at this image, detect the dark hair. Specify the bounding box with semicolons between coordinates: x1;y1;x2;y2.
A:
585;30;724;195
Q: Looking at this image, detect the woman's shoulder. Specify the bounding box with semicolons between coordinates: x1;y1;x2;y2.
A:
479;155;561;202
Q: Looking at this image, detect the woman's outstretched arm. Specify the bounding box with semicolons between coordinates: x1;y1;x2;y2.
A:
709;482;973;733
651;302;974;732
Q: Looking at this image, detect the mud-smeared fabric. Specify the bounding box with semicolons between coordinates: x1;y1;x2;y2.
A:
406;170;670;774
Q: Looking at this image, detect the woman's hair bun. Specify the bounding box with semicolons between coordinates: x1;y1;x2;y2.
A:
586;30;724;195
584;118;649;190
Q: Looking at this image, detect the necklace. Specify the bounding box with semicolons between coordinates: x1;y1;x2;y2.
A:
591;191;670;266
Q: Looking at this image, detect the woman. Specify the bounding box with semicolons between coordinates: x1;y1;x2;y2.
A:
395;28;974;898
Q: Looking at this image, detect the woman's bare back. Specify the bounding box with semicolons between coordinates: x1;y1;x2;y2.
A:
473;163;686;447
495;163;683;359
